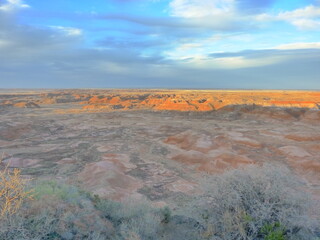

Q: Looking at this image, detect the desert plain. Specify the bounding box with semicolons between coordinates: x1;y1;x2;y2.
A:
0;89;320;205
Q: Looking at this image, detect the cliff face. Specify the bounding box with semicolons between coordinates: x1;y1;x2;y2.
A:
1;90;319;112
80;91;320;113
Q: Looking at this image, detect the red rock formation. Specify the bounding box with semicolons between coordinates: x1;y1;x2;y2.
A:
154;98;197;111
13;101;40;108
270;101;319;108
38;98;56;104
3;90;320;113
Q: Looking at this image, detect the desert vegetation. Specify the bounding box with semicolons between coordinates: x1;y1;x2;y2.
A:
189;164;319;240
0;157;33;218
0;162;319;240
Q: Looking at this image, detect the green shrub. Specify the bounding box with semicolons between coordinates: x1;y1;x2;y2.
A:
33;180;83;204
261;222;286;240
160;206;172;224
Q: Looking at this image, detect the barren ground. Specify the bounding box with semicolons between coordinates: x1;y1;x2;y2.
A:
0;89;319;206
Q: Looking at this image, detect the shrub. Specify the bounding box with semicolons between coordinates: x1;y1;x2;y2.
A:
119;210;161;240
0;181;114;240
192;163;319;240
95;197;162;240
33;180;84;205
160;206;172;224
261;222;286;240
0;157;33;218
0;163;318;240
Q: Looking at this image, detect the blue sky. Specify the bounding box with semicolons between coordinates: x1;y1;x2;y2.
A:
0;0;319;89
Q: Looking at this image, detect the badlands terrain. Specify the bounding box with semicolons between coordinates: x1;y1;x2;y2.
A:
0;89;320;204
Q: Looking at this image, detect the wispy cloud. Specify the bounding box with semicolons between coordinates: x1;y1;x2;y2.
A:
99;13;248;32
169;43;320;71
169;0;235;18
0;0;319;89
275;42;320;50
0;0;29;12
50;26;83;36
257;5;320;30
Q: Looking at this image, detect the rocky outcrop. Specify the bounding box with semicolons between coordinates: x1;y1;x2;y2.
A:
13;101;40;108
1;90;319;114
78;91;320;113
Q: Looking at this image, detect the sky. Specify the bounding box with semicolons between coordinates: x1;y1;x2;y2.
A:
0;0;319;89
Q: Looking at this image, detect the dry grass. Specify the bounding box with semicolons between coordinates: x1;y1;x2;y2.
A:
0;155;33;218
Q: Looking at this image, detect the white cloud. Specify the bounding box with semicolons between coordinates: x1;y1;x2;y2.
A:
290;18;320;30
163;33;254;62
256;5;320;30
166;40;320;70
274;42;320;50
176;54;285;69
0;0;29;12
51;26;83;36
279;5;320;30
169;0;235;18
278;5;320;19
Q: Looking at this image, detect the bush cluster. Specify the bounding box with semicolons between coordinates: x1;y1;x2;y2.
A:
0;158;33;218
191;164;319;240
0;163;319;240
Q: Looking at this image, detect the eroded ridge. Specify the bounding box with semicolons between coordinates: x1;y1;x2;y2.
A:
1;89;319;113
0;89;319;204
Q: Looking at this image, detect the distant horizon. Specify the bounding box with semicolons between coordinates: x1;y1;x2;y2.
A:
0;0;320;89
1;88;320;92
